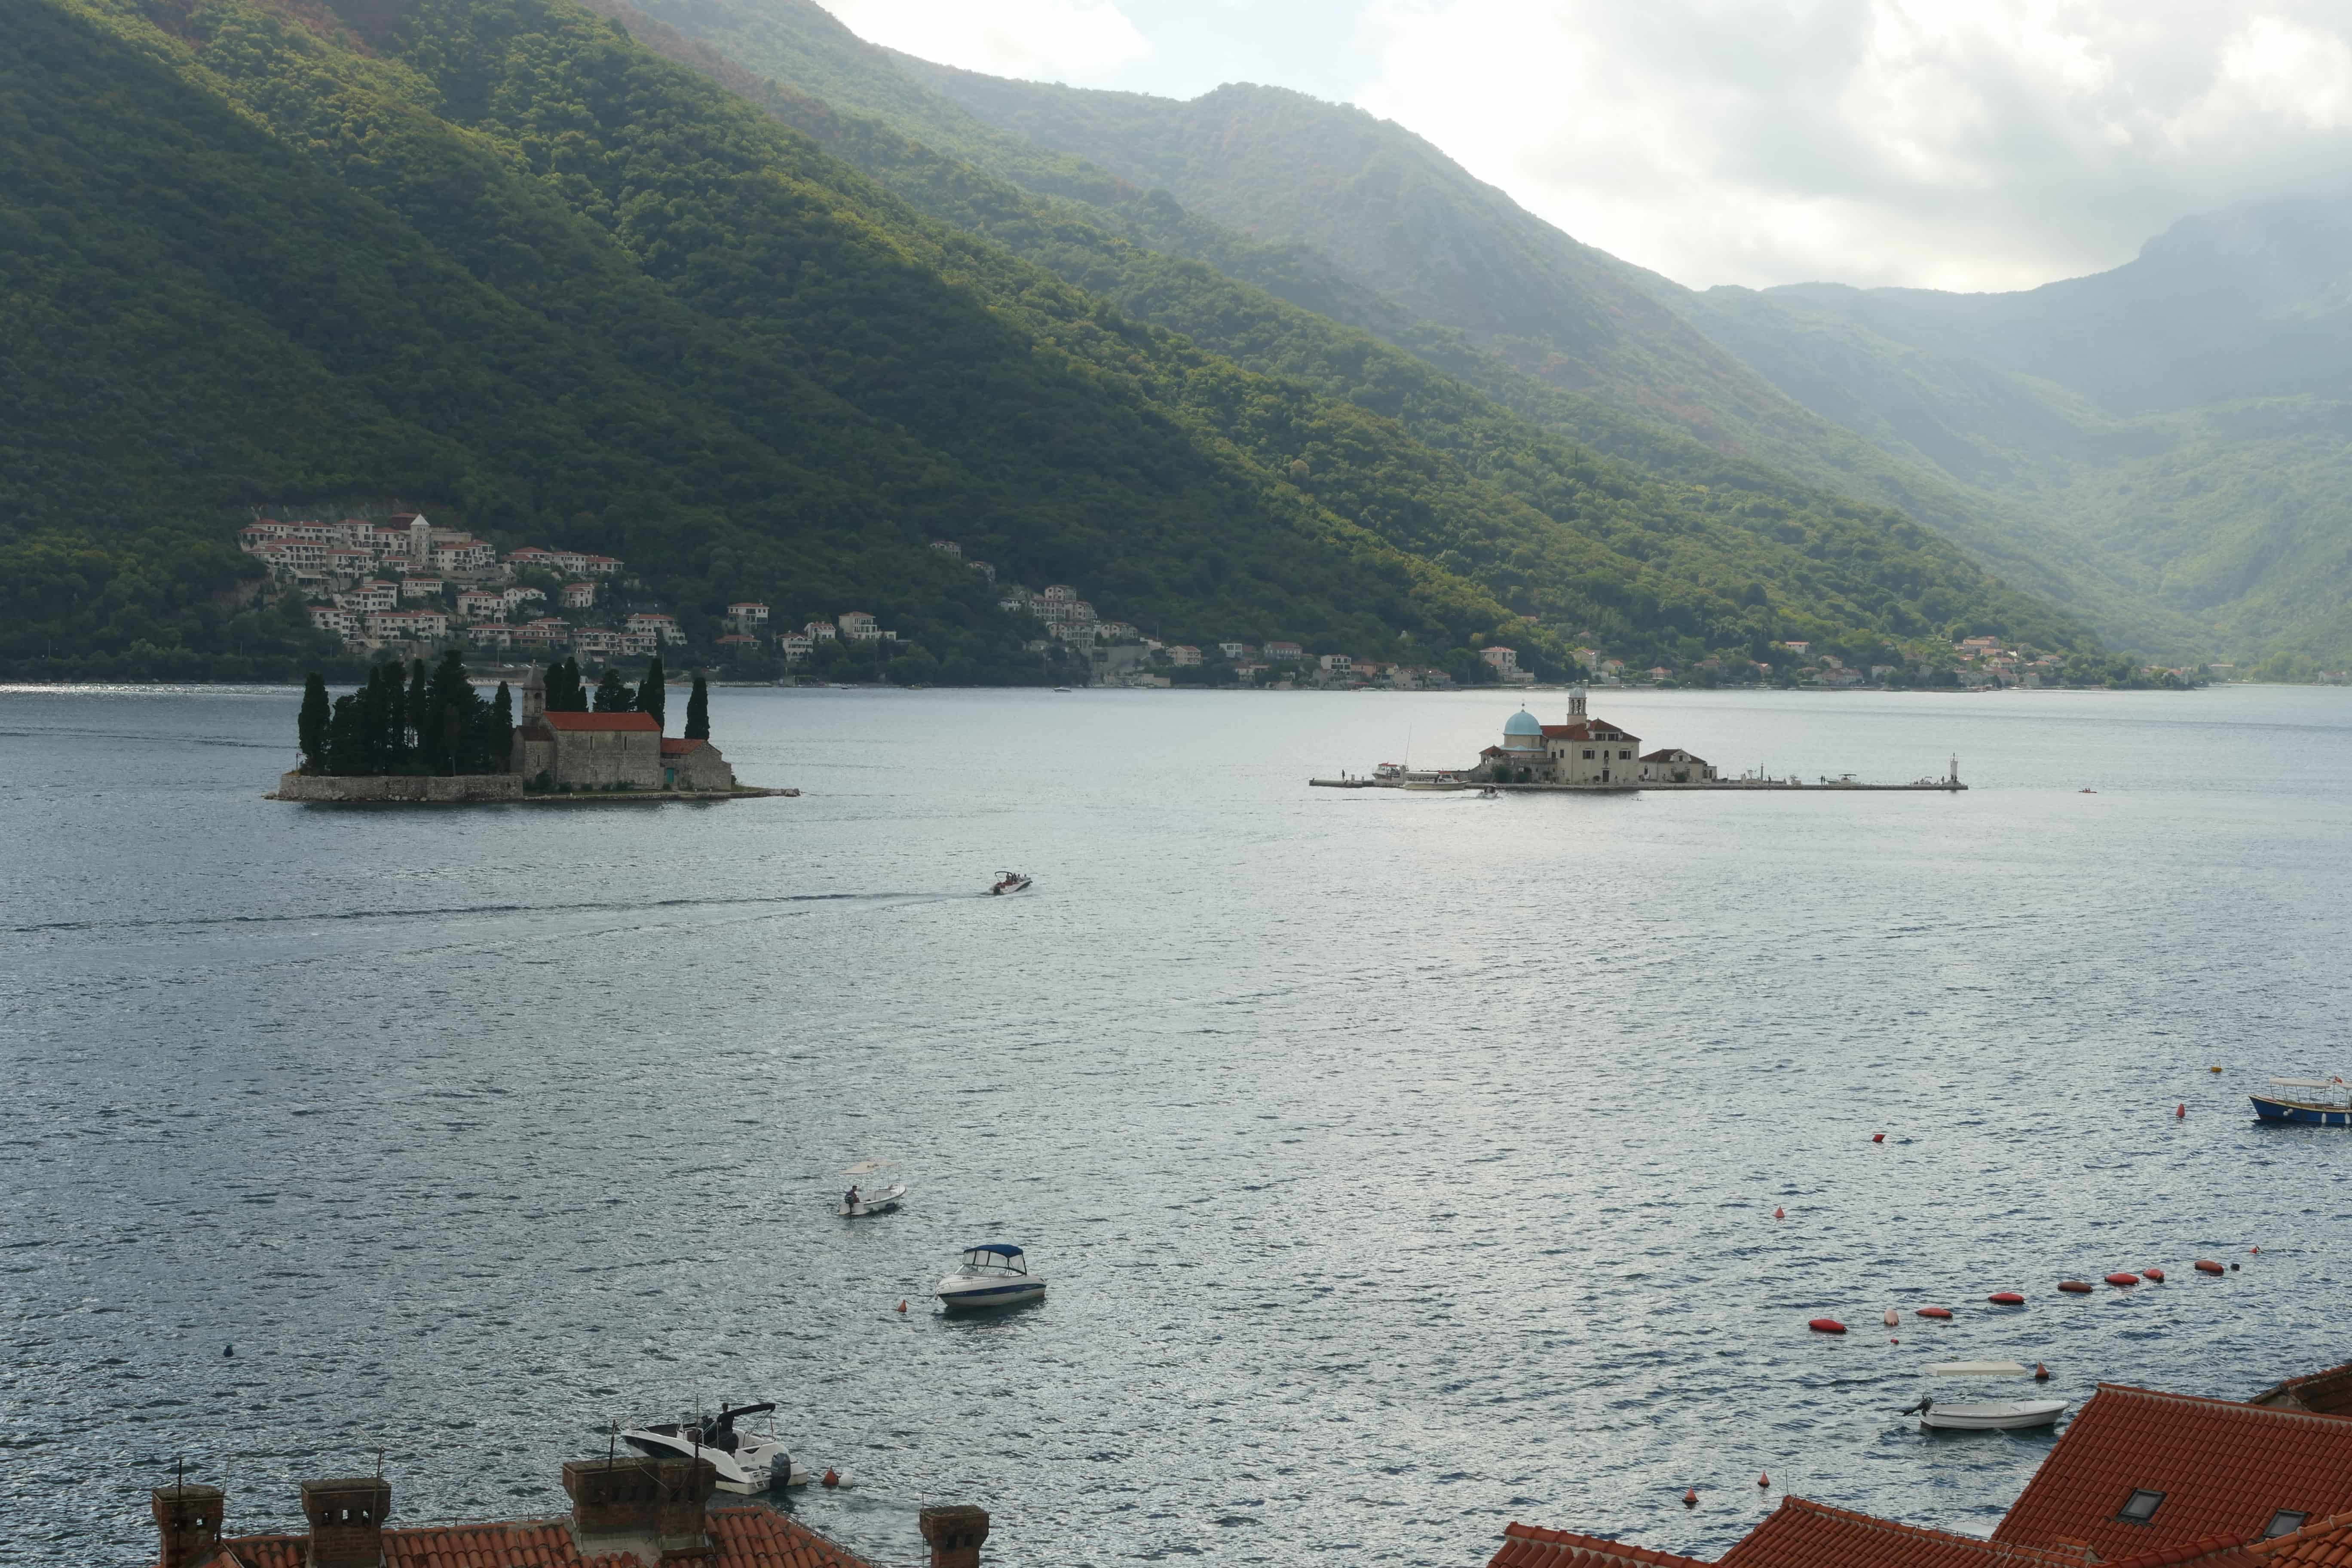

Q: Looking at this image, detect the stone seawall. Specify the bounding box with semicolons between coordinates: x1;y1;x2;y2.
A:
273;772;524;802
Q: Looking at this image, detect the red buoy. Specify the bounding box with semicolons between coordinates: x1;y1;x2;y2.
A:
2195;1259;2225;1274
1872;1133;1885;1143
896;1299;908;1313
1918;1306;1953;1320
1684;1488;1698;1508
2251;1246;2260;1255
2176;1104;2186;1118
2104;1272;2140;1287
2034;1363;2050;1381
1758;1473;1770;1488
2058;1280;2094;1294
821;1469;839;1489
1988;1291;2025;1305
2141;1268;2165;1283
1773;1207;1785;1220
1809;1317;1847;1334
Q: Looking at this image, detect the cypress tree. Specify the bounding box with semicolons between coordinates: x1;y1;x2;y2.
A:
297;673;330;773
637;655;667;730
593;666;633;712
684;672;710;741
487;681;514;773
548;656;587;711
426;650;478;773
375;664;406;769
406;659;430;756
325;693;367;775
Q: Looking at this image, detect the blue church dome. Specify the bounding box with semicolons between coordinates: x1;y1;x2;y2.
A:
1503;709;1544;737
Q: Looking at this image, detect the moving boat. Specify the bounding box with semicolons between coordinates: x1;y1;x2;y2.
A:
619;1403;808;1492
936;1243;1046;1310
1477;786;1501;798
1909;1363;2069;1432
838;1182;907;1217
2252;1078;2352;1127
989;871;1032;896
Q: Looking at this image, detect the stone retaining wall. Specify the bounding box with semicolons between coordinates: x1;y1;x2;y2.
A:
274;772;524;802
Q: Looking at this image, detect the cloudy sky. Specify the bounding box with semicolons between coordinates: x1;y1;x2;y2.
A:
814;0;2352;294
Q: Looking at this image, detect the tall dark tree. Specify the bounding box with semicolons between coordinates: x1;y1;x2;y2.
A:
424;649;480;773
684;672;710;741
548;657;588;712
405;659;430;755
592;666;633;712
324;693;368;775
485;681;514;772
636;655;666;730
297;673;330;773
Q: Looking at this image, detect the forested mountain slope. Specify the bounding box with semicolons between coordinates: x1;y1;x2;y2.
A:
0;0;2086;679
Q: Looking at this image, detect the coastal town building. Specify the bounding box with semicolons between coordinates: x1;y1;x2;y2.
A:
141;1455;991;1568
839;611;880;641
727;602;769;630
1266;642;1303;662
625;611;687;645
560;580;597;609
1473;690;1715;785
507;667;734;791
1489;1371;2352;1568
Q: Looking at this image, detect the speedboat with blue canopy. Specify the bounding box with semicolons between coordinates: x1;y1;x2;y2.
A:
935;1244;1046;1310
2253;1078;2352;1126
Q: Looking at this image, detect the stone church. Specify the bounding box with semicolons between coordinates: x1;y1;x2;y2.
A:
1473;688;1716;786
510;666;735;791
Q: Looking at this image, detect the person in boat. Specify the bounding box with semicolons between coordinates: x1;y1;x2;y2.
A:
845;1185;860;1211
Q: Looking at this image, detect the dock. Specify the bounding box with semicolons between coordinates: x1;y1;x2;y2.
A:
1309;777;1964;793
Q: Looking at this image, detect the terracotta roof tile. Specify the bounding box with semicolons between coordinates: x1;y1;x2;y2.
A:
1992;1386;2352;1562
1484;1519;1710;1568
201;1508;864;1568
658;738;707;756
2254;1510;2352;1566
541;712;659;733
1717;1496;2094;1568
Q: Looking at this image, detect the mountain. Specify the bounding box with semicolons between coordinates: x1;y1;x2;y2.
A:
0;0;2083;682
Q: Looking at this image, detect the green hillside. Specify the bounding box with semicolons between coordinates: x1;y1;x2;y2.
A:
0;0;2088;682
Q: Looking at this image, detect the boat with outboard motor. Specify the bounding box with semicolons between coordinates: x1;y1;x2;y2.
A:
2252;1078;2352;1126
989;871;1032;896
1905;1363;2069;1431
936;1243;1045;1310
838;1182;907;1216
618;1402;808;1492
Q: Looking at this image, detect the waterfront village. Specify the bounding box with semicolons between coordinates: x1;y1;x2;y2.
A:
242;515;2224;691
138;1351;2352;1568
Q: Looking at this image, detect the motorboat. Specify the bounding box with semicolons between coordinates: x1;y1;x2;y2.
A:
837;1181;907;1217
935;1243;1045;1310
1477;786;1501;798
2252;1078;2352;1127
619;1402;808;1492
1908;1362;2069;1432
989;871;1032;896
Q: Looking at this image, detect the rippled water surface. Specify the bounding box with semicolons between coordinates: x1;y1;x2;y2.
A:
6;684;2352;1566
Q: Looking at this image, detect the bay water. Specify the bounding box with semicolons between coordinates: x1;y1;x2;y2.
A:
5;684;2350;1565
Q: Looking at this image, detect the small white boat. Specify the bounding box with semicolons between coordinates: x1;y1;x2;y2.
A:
936;1243;1045;1310
1910;1362;2068;1431
837;1182;907;1217
619;1403;808;1492
989;871;1032;895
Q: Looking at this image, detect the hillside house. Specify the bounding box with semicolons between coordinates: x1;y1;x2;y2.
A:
625;611;686;646
838;611;880;640
1266;641;1303;662
456;590;506;620
560;581;596;609
805;620;838;642
778;633;812;662
366;609;448;641
726;602;769;629
399;576;445;600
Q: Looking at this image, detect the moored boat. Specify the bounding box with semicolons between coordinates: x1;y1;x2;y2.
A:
936;1243;1045;1310
619;1403;806;1492
1910;1363;2070;1432
2252;1078;2352;1126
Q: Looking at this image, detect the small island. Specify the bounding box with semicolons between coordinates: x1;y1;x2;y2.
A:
270;654;793;803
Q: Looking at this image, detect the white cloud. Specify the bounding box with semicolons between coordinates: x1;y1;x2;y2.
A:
817;0;1151;83
1349;0;2352;291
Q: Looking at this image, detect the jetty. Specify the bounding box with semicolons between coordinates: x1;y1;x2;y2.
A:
1313;688;1966;793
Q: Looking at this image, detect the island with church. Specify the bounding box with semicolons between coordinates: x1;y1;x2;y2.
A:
1311;688;1966;792
269;653;794;802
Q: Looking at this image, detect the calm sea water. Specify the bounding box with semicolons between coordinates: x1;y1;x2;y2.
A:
6;684;2351;1567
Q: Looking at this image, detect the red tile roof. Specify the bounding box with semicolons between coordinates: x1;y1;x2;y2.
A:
1992;1386;2352;1561
1718;1497;2095;1568
1485;1520;1709;1568
2257;1510;2352;1566
1539;721;1639;742
659;738;707;756
201;1507;866;1568
2253;1363;2352;1418
540;712;659;733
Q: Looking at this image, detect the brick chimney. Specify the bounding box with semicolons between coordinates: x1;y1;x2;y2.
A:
919;1504;990;1568
153;1482;225;1568
563;1455;715;1563
300;1477;392;1568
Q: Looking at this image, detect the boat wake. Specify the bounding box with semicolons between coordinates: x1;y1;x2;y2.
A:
7;891;916;937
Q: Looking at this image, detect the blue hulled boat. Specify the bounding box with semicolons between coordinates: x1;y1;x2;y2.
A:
2252;1078;2352;1127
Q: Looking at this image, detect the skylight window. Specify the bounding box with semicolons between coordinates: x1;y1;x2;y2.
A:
2119;1490;2166;1523
2265;1511;2309;1539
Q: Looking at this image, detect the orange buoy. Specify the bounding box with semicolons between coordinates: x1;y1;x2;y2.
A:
1773;1207;1785;1220
1884;1309;1900;1327
1809;1317;1847;1334
2175;1104;2185;1118
2034;1363;2050;1381
2194;1259;2224;1274
1871;1133;1885;1143
2209;1066;2223;1073
2141;1268;2165;1283
1758;1473;1770;1488
2058;1280;2094;1294
2104;1272;2139;1287
2251;1246;2260;1255
1988;1291;2025;1305
1918;1306;1952;1320
822;1469;839;1488
1683;1488;1697;1508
